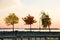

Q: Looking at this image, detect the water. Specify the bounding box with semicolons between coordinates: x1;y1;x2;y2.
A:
0;28;60;32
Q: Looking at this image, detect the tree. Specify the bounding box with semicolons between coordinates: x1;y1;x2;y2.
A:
41;11;51;32
4;13;19;31
22;14;36;31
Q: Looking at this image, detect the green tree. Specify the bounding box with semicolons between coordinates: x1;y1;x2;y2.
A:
22;14;36;31
4;13;19;31
41;11;51;32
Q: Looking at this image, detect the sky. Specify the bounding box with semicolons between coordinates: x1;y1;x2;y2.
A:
0;0;60;29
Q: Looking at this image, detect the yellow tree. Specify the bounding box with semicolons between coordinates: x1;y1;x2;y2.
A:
22;14;36;31
4;13;19;31
41;11;51;32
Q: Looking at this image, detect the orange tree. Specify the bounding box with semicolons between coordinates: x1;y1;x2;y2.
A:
4;13;19;31
22;14;36;31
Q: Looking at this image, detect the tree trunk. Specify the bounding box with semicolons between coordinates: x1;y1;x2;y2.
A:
30;24;31;31
12;24;14;32
48;26;50;32
43;26;47;29
39;20;41;30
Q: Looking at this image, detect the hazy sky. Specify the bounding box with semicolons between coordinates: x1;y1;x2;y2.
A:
0;0;60;28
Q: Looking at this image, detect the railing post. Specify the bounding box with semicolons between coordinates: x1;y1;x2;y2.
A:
1;38;3;40
59;37;60;40
45;37;47;40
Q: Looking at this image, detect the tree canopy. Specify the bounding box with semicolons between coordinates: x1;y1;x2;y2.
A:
5;13;19;25
41;11;51;28
22;14;36;25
